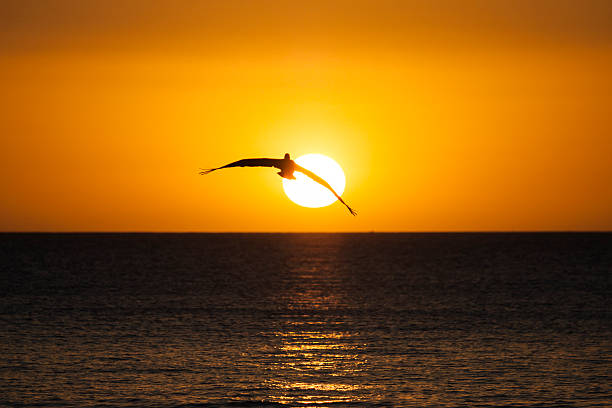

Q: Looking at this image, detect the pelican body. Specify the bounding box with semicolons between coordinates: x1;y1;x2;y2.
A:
200;153;356;215
276;153;297;179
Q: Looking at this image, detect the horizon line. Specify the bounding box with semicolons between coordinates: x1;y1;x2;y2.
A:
1;230;610;234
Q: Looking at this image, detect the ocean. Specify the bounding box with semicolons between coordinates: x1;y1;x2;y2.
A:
0;233;610;407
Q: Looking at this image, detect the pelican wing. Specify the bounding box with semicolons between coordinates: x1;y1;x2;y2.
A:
294;164;357;216
200;158;283;175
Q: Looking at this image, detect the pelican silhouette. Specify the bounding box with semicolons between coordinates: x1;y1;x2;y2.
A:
200;153;356;216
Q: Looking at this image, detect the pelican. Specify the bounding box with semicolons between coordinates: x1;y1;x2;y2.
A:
200;153;356;216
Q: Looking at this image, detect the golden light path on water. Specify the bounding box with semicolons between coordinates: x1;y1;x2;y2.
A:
262;248;372;406
265;326;371;406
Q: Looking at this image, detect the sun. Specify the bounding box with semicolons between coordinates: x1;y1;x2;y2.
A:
282;154;346;208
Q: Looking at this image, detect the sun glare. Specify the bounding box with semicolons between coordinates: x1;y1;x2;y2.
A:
282;154;346;208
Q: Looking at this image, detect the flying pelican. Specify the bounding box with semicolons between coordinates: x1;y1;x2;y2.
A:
200;153;356;216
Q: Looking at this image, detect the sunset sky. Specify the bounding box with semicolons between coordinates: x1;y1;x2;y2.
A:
1;0;611;231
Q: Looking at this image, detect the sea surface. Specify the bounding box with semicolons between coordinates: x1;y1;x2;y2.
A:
0;233;610;407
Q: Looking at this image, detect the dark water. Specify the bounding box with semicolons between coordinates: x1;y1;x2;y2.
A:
0;233;610;407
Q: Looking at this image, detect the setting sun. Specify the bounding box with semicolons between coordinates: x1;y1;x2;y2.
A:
282;154;346;209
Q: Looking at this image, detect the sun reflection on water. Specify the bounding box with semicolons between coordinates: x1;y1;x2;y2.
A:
264;325;371;406
262;253;373;407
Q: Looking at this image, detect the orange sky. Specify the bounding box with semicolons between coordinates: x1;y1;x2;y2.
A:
1;1;611;231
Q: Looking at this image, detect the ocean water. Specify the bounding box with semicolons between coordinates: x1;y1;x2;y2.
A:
0;233;610;407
